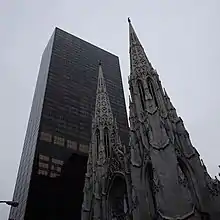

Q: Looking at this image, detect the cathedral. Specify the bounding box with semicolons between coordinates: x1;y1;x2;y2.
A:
81;19;220;220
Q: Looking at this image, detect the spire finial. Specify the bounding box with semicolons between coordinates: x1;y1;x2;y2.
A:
128;17;131;23
99;60;102;66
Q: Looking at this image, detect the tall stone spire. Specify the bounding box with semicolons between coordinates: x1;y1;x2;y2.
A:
128;18;153;76
94;61;113;126
128;18;168;117
82;62;133;220
127;19;220;220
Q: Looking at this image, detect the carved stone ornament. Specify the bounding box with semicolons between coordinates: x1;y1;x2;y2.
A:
113;157;122;172
177;165;188;188
131;185;139;211
115;148;125;166
205;174;220;197
152;168;163;193
164;118;175;144
110;130;116;149
148;116;170;150
168;109;179;124
130;133;142;167
146;99;158;115
143;149;150;166
83;177;92;210
98;143;106;165
175;147;182;158
176;119;196;159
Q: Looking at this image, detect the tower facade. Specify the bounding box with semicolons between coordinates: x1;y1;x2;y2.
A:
128;19;220;220
9;28;129;220
81;63;133;220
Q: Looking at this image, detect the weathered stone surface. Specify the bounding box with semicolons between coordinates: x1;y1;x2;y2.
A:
82;19;220;220
127;19;220;220
81;63;133;220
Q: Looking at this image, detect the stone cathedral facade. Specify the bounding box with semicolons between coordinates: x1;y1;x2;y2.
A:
81;20;220;220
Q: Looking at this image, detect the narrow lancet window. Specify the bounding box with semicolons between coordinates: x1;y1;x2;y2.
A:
137;80;145;110
104;127;110;157
147;78;158;107
96;129;100;159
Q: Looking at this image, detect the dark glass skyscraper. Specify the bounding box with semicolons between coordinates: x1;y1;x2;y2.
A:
9;28;129;220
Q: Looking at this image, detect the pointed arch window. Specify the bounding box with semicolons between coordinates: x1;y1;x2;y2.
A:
137;80;145;110
147;78;158;107
104;127;110;157
96;129;100;159
177;158;201;208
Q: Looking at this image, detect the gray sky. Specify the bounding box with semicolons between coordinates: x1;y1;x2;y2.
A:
1;0;220;219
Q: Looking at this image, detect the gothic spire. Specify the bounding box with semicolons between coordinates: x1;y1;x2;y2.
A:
94;62;113;125
128;17;142;48
128;18;153;76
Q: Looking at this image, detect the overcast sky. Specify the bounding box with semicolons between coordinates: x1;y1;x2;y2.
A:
1;0;220;219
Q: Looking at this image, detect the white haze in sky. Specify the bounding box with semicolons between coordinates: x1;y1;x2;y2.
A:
0;0;220;219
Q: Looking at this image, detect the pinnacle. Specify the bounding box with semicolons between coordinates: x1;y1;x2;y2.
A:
95;63;113;122
129;18;153;76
